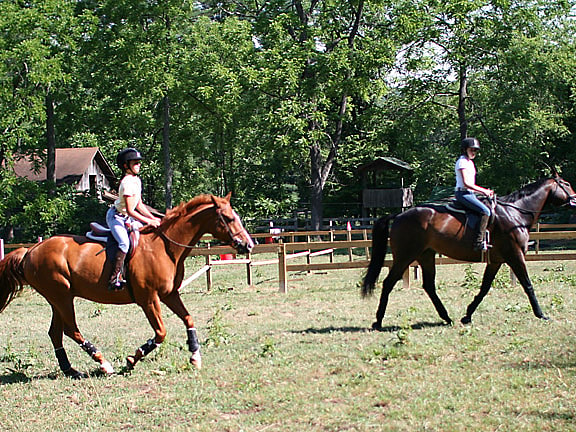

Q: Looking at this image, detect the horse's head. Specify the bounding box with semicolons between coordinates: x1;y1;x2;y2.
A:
551;175;576;207
210;193;255;254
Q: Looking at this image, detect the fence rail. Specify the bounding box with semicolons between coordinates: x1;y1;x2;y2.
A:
2;224;576;292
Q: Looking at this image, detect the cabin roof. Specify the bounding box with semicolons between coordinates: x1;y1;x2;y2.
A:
11;147;116;184
356;157;414;174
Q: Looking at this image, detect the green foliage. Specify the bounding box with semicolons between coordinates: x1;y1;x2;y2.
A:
0;0;575;224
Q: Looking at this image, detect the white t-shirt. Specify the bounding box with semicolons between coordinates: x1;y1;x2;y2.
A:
455;156;476;190
114;175;142;215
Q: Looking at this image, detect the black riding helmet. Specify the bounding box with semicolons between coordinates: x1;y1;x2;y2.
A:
461;137;480;154
116;148;143;172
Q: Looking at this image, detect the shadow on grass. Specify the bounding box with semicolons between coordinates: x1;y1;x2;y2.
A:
0;371;32;385
511;409;575;423
508;357;576;370
0;367;115;385
294;321;447;334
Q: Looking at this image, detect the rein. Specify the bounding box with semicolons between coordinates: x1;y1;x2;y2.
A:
157;202;242;249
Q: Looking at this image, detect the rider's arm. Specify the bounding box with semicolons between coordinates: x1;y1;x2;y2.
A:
124;195;161;227
461;168;494;197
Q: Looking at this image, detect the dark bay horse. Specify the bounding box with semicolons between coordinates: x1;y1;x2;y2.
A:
362;175;576;329
0;193;254;378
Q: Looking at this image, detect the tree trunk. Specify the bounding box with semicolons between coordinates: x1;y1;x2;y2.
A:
46;93;56;190
307;0;363;230
458;64;468;140
163;94;173;210
310;143;324;230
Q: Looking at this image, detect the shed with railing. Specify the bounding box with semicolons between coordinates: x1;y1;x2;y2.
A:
357;157;414;217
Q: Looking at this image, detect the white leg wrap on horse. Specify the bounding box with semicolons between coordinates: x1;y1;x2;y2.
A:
100;360;114;375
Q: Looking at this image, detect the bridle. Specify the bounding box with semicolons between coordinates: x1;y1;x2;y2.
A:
158;203;245;250
216;207;248;249
553;177;576;206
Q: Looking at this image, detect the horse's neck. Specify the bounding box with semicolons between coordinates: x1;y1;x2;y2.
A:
160;219;206;262
508;182;552;225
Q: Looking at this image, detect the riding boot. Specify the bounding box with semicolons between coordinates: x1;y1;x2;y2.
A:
108;250;127;291
474;214;490;251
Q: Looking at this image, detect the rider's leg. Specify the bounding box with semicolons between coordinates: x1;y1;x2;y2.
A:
455;191;491;250
475;214;490;251
106;208;130;291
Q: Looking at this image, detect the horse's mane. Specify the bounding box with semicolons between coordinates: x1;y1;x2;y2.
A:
140;194;214;234
498;178;550;203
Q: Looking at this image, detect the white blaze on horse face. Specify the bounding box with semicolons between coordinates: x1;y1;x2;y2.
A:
232;209;255;251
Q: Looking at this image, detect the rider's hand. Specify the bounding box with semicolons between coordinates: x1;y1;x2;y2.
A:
148;217;161;228
486;189;495;198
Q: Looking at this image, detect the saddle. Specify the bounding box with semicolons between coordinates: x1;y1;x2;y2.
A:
444;198;495;227
86;221;141;260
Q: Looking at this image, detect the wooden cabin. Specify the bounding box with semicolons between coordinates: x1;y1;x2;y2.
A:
357;157;414;217
11;147;116;196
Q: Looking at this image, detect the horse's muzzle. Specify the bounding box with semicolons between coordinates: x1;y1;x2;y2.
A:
233;237;254;254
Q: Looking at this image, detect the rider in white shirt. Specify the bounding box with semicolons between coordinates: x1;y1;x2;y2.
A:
454;138;494;251
106;148;161;290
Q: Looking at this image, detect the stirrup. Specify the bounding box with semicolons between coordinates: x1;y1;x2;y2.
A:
108;274;126;291
474;231;492;252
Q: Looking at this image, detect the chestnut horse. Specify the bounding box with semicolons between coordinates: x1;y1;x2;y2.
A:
0;193;254;378
362;176;576;329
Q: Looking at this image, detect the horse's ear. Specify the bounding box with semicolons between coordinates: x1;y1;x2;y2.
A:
224;192;232;202
210;195;220;208
541;161;559;178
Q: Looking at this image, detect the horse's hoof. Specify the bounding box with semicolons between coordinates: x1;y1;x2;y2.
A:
538;315;550;321
371;322;383;331
190;350;202;369
460;316;472;325
65;368;88;379
100;361;115;375
125;356;136;370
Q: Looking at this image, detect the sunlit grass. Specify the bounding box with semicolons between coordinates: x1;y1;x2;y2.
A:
0;255;574;431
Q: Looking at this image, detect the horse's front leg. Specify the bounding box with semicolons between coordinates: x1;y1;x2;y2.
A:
162;290;202;369
127;296;166;370
506;255;548;320
461;262;502;324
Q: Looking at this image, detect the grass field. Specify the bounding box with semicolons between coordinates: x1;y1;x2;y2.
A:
0;253;575;431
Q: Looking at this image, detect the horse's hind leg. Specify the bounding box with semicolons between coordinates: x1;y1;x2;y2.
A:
162;290;202;369
48;300;114;378
48;306;87;379
373;258;413;330
461;262;502;324
418;250;452;324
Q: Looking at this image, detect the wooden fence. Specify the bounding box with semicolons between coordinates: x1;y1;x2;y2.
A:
2;224;576;293
182;224;576;293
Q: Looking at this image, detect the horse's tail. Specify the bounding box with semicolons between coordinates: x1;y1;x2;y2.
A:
0;248;28;313
361;215;394;298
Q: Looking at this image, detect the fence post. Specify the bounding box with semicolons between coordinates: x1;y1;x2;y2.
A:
246;253;253;286
535;222;540;254
347;221;353;261
329;229;334;263
363;229;370;259
204;243;212;291
402;268;411;289
278;243;287;293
